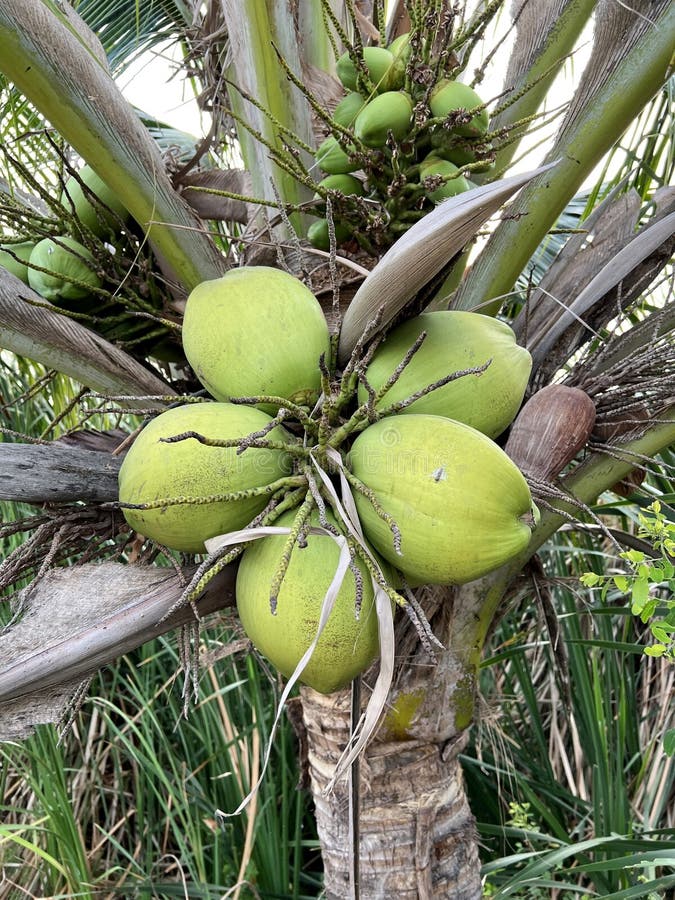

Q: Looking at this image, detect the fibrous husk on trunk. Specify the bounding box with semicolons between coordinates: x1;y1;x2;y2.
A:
300;681;481;900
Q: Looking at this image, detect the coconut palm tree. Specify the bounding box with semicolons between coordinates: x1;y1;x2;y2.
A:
0;1;673;896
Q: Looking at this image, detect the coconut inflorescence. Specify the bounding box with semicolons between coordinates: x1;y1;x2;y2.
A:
117;265;539;694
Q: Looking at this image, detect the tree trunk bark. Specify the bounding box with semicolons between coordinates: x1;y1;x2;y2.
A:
300;587;484;898
301;686;481;899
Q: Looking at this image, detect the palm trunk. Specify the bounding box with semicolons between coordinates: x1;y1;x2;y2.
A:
300;587;484;898
301;686;481;899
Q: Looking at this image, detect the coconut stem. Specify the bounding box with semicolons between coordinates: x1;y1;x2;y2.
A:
228;395;316;430
237;409;291;453
268;490;315;614
378;358;492;417
158;430;309;459
165;485;308;617
113;474;307;512
340;470;403;557
328;332;429;446
338;305;386;389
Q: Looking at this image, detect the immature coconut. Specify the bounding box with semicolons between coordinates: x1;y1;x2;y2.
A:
182;266;331;411
236;509;381;693
315;136;359;174
0;241;35;283
308;174;364;249
307;219;353;251
118;402;292;553
430;132;495;172
419;156;471;202
354;91;413;148
315;173;365;198
349;415;532;585
61;165;128;237
358;311;532;439
336;46;398;92
387;32;412;74
28;235;101;301
332;91;367;127
429;80;489;137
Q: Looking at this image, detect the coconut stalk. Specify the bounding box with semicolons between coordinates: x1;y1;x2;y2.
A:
454;0;675;314
0;0;226;293
0;268;174;400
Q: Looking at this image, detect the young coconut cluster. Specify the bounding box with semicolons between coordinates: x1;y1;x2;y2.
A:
307;31;494;252
117;266;534;693
1;166;126;305
0;163;182;362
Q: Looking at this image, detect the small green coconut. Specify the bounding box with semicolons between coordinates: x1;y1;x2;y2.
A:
419;156;471;202
307;219;353;251
358;310;532;439
336;46;398;92
61;165;129;237
315;136;359;174
387;32;412;64
349;415;532;585
332;91;367;128
0;241;35;283
236;509;381;693
429;80;489;138
308;174;364;248
118;402;292;554
27;235;101;301
182;266;331;411
315;173;365;197
430;131;495;172
354;91;413;148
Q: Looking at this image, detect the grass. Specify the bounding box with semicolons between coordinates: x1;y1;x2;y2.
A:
464;513;675;897
0;619;321;898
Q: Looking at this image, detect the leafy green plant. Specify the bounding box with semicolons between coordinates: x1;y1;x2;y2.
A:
581;500;674;663
580;499;675;763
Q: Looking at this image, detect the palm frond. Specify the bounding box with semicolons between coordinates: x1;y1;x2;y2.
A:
72;0;193;74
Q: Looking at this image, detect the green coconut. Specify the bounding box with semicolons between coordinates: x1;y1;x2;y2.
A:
354;91;413;148
336;46;398;92
349;415;532;585
429;80;489;137
358;310;532;439
61;165;129;237
332;91;367;128
0;241;35;283
315;136;359;175
182;266;331;411
309;174;364;248
387;32;412;64
307;219;352;251
315;173;365;197
429;132;495;172
236;509;381;693
27;235;101;301
419;156;471;202
118;402;292;554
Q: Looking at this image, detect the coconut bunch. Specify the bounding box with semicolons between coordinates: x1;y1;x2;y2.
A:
116;265;536;695
305;28;496;253
0;161;184;363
